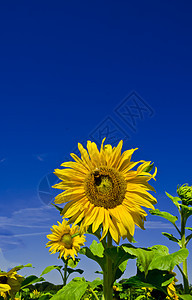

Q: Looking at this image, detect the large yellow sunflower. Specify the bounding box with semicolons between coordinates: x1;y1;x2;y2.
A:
53;139;157;244
0;267;24;299
46;219;86;260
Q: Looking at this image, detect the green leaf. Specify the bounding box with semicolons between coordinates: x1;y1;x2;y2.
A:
186;227;192;231
165;192;181;209
179;295;192;300
40;265;63;276
122;275;156;289
122;245;187;277
50;277;88;300
186;233;192;244
88;278;103;290
21;275;45;288
79;246;105;270
66;267;84;275
135;295;146;300
114;260;129;281
10;263;33;272
149;248;189;271
89;240;104;258
104;246;135;281
162;232;180;243
39;295;52;300
68;258;80;268
149;209;178;225
122;244;169;276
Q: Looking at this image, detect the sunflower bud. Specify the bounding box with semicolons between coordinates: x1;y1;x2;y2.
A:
177;184;192;206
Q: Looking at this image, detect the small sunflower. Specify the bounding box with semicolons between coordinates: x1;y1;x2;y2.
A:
0;268;24;299
53;139;157;244
46;219;86;260
166;271;179;300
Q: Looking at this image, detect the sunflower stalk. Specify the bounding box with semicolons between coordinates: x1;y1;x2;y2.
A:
103;233;113;300
61;257;68;286
180;206;189;294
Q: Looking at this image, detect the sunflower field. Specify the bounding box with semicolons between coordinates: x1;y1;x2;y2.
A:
1;139;192;300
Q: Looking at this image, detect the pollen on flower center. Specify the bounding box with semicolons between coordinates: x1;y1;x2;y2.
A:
60;234;73;249
84;167;127;209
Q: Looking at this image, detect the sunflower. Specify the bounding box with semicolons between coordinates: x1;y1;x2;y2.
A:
46;219;86;260
0;267;24;299
53;139;157;244
166;271;179;300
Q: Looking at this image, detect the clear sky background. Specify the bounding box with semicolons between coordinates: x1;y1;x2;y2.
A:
0;0;192;286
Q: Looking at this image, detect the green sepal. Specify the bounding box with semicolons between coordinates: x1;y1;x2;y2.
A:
180;205;192;219
149;209;178;225
51;203;63;214
162;232;180;243
142;162;154;173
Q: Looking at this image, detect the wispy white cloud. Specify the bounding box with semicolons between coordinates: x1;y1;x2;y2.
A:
13;232;49;237
145;221;173;229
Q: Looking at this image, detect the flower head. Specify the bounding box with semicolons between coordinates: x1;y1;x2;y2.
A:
177;184;192;206
46;219;86;260
53;139;157;244
0;267;24;299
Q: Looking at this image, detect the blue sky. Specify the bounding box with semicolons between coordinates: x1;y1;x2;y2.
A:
0;0;192;285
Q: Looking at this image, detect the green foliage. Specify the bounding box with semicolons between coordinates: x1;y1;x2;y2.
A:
68;258;80;268
21;275;45;289
165;191;181;209
40;265;63;276
104;246;136;281
149;209;178;225
179;295;192;300
162;232;180;243
66;267;84;275
89;240;104;258
122;244;188;277
149;248;189;271
49;277;88;300
79;241;105;270
180;205;192;219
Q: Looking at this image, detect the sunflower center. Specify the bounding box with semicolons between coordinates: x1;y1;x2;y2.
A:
0;276;8;284
61;234;73;249
84;167;127;209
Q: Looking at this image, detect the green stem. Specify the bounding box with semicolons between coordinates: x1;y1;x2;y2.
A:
103;233;113;300
180;208;189;294
57;268;64;284
63;258;68;286
89;287;100;300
